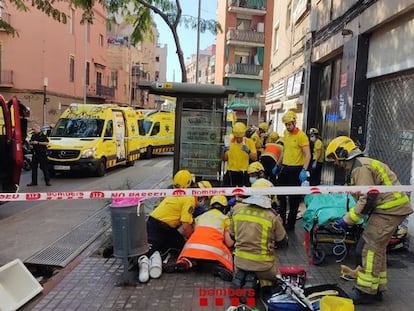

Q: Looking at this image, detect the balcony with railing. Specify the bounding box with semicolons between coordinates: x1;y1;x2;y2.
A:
225;63;263;79
86;83;115;99
227;28;265;46
0;70;14;87
228;0;266;15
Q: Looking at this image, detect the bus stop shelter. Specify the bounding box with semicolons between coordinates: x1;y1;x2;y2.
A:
138;82;237;184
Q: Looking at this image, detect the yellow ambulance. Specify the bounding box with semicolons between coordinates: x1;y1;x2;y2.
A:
47;103;145;176
138;110;175;158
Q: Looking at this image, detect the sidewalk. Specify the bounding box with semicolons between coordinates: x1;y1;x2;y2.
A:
23;215;414;311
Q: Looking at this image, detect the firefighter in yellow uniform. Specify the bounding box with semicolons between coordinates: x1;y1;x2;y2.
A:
277;110;311;230
230;178;288;286
326;136;413;305
164;195;234;281
223;122;257;187
251;122;269;157
147;169;196;255
308;127;325;186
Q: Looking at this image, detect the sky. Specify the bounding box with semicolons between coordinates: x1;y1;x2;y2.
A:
153;0;218;82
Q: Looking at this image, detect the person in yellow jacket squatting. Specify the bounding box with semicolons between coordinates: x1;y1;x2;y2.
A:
163;195;234;281
230;178;288;289
326;136;413;305
223;122;257;187
139;170;196;283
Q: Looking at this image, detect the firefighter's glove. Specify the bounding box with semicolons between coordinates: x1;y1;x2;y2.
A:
299;169;309;183
275;235;289;249
332;218;348;231
272;164;280;175
228;197;237;207
241;145;250;154
311;160;317;170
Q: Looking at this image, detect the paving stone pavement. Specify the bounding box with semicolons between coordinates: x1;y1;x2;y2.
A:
23;219;414;311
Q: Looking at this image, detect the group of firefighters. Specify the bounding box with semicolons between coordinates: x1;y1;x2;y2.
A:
137;110;412;306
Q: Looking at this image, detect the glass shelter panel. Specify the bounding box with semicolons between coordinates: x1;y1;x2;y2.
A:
179;98;226;181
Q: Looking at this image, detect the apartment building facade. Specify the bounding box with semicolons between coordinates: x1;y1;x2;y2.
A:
265;0;414;188
107;23;167;109
215;0;274;125
185;44;216;84
265;0;309;135
0;3;113;126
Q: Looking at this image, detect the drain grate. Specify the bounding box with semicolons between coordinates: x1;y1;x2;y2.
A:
24;164;172;267
25;208;110;267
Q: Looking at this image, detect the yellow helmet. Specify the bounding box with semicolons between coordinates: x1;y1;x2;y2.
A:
232;122;247;138
282;110;297;124
259;122;269;132
197;180;212;188
267;132;280;143
210;195;228;207
308;128;319;135
173;169;193;188
251;178;273;188
247;161;265;174
326;136;363;161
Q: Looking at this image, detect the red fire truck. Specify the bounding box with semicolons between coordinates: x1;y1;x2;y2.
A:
0;95;23;193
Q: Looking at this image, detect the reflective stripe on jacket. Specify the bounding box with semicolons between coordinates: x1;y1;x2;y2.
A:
345;157;412;224
178;209;233;271
230;203;286;272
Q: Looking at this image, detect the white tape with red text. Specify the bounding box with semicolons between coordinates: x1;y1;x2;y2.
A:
1;185;413;202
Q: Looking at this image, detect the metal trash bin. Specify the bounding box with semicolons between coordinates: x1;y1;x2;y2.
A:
110;197;149;258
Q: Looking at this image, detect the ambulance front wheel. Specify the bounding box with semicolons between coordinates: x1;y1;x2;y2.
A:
95;158;106;177
146;146;153;159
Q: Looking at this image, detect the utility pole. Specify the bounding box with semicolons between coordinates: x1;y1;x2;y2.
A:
43;77;48;127
83;23;88;104
195;0;201;83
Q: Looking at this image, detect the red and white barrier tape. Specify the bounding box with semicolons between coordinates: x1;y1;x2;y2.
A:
1;185;414;202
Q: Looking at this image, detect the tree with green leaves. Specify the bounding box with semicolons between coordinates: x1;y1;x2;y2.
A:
108;0;221;82
3;0;221;82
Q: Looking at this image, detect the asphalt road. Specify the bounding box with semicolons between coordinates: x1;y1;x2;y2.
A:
0;154;173;266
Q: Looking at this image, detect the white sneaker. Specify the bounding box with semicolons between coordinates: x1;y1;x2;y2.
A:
138;255;149;283
149;251;162;279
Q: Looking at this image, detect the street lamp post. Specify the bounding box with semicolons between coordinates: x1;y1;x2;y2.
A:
43;77;48;127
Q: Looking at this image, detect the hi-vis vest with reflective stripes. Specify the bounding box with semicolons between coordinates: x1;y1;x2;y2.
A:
178;209;233;271
347;157;412;224
370;159;409;209
232;205;277;263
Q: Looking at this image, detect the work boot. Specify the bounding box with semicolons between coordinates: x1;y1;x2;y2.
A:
212;265;233;282
348;287;378;305
375;291;383;301
27;183;37;186
231;269;246;289
149;251;162;279
138;255;149;283
163;257;191;273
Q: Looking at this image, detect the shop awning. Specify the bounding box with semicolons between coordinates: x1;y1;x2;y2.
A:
227;98;261;110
